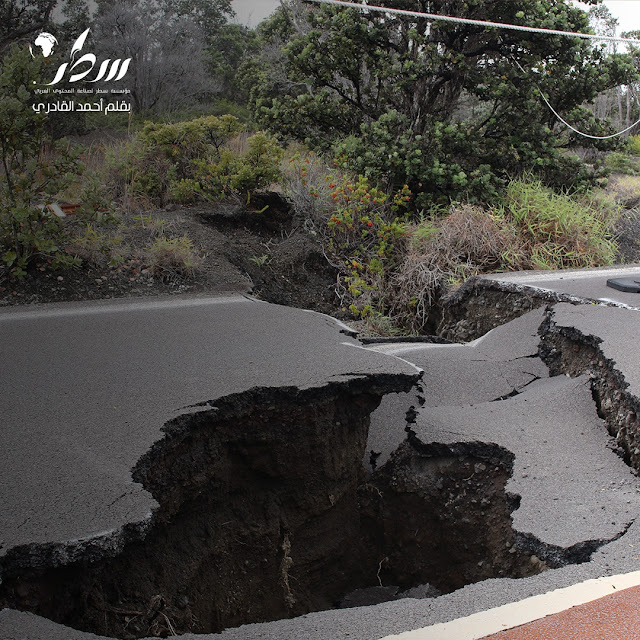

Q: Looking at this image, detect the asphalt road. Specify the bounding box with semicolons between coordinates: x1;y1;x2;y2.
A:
481;264;640;308
3;276;640;640
0;294;417;566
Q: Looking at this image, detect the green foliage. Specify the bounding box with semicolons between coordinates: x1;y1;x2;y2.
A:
333;112;501;207
66;223;127;268
169;178;202;204
192;132;284;200
105;116;282;206
249;0;639;202
145;235;202;279
208;24;258;103
104;139;174;206
249;254;270;267
0;46;84;277
292;163;620;332
630;135;640;156
139;115;245;164
500;178;617;269
288;155;409;318
605;151;640;175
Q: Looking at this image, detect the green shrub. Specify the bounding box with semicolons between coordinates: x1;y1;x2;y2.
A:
104;116;282;206
605;151;640;176
500;178;617;269
384;180;619;333
629;135;640;156
192;132;283;201
0;47;85;276
104;139;174;207
287;155;410;318
144;235;203;279
169;178;202;204
139;115;244;173
65;224;127;268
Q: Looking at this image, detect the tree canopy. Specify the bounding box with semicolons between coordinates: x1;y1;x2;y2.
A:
248;0;639;204
0;0;57;52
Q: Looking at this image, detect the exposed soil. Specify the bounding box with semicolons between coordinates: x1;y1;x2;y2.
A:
0;383;547;639
0;193;342;318
2;175;639;321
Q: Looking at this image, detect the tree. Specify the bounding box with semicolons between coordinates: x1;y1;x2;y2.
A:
249;0;639;204
0;0;58;53
161;0;234;41
209;23;258;103
94;0;218;114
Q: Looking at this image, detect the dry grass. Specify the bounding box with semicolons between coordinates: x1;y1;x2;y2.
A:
605;174;640;208
386;205;523;333
144;235;203;280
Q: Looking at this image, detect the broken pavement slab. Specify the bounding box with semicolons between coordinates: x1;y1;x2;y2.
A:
410;374;639;554
366;309;549;468
439;264;640;341
0;294;419;626
367;308;638;553
543;302;640;397
540;302;640;472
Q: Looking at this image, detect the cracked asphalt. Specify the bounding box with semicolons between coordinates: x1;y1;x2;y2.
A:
0;294;417;567
3;265;640;640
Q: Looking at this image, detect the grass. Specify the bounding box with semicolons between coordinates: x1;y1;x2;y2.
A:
379;179;622;333
500;178;618;269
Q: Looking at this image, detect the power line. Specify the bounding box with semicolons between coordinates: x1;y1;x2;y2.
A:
539;89;640;139
304;0;640;46
510;58;640;140
305;0;640;139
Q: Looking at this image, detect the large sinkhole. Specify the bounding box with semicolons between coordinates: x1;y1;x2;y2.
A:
0;384;548;638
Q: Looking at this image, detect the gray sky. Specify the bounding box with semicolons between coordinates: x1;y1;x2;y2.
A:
602;0;640;32
232;0;640;32
576;1;640;33
231;0;280;27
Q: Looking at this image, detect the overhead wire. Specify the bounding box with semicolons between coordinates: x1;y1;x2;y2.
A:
303;0;640;46
303;0;640;139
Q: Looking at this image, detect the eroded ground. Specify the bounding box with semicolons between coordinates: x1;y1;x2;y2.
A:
2;268;640;640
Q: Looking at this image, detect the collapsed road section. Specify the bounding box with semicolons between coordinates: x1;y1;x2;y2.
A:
0;295;422;637
2;267;640;640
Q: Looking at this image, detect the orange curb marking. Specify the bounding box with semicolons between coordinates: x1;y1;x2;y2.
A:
480;584;640;639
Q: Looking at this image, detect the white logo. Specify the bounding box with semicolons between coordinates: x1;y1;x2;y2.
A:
30;32;58;58
41;28;131;86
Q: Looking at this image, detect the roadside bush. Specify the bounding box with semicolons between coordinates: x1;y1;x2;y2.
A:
282;149;335;222
605;151;640;176
144;235;203;279
284;150;411;318
285;148;622;335
193;132;283;201
139;115;245;176
387;205;523;333
104;116;282;206
65;224;128;268
0;47;85;277
104;139;175;208
629;135;640;156
500;178;617;269
378;180;618;334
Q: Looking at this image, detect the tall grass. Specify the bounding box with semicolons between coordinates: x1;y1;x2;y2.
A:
382;179;620;333
500;178;617;269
